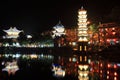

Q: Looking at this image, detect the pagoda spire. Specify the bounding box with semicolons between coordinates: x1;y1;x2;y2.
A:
58;20;61;24
81;6;84;10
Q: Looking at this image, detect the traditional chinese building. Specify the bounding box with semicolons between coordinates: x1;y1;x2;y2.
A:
98;22;120;46
77;6;89;80
3;27;23;39
52;21;65;38
52;21;65;47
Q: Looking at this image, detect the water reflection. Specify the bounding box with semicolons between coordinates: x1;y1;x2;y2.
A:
0;51;120;80
52;63;66;77
2;60;19;75
0;53;56;80
0;53;54;60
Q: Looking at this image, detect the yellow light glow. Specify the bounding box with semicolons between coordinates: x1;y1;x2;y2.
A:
30;54;38;59
78;65;83;70
84;56;87;61
114;77;117;80
3;27;22;38
80;46;82;51
78;7;88;42
114;72;117;76
77;7;89;80
107;71;109;74
80;56;82;61
84;65;88;70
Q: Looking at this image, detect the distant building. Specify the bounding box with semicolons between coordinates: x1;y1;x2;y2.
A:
52;21;65;38
98;22;120;46
3;27;23;39
52;21;65;47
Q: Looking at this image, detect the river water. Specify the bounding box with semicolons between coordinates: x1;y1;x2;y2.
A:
0;52;77;80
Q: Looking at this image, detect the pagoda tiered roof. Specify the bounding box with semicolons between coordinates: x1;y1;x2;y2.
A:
3;27;23;38
3;27;22;33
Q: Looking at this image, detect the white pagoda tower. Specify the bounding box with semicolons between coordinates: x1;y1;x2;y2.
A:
77;7;89;80
77;6;88;51
52;21;65;47
3;27;23;39
52;21;65;38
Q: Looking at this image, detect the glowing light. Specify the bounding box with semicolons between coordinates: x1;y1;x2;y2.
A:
114;64;117;69
107;76;109;79
3;27;23;38
27;35;32;38
107;64;111;68
78;65;89;70
114;72;117;76
84;65;88;70
52;21;65;38
100;70;102;73
114;77;117;80
84;46;87;51
78;65;83;70
30;54;38;59
107;39;110;42
77;7;88;42
112;32;116;35
77;7;89;80
112;28;115;30
2;61;19;75
100;63;103;67
80;46;82;51
117;63;120;66
107;71;109;74
52;64;65;77
69;58;72;62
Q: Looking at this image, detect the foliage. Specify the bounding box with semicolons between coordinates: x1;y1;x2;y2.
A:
89;24;98;33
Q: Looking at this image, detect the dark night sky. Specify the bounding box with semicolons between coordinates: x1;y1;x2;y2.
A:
0;0;119;34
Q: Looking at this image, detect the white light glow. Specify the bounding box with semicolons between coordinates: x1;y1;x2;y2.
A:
3;27;23;38
77;7;88;42
2;61;19;75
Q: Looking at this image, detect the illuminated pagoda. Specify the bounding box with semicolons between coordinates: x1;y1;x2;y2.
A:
77;7;89;80
52;21;65;38
52;21;65;47
3;27;23;39
77;6;88;50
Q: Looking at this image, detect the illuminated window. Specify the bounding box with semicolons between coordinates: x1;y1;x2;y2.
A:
84;56;87;62
80;56;82;62
84;46;87;51
114;72;117;76
114;64;117;69
107;64;111;68
80;46;82;51
100;63;103;67
107;71;109;74
114;77;117;80
107;76;109;79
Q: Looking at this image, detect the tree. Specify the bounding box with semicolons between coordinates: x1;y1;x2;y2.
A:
89;24;98;33
88;23;100;51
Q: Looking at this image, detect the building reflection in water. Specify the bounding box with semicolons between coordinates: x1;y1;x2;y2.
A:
2;60;19;75
0;51;120;80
